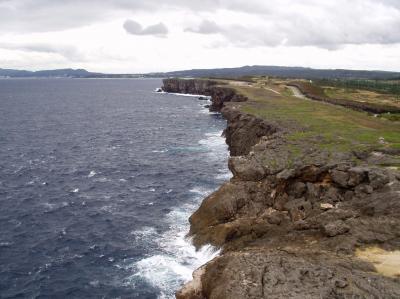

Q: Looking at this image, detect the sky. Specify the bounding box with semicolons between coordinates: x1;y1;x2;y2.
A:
0;0;400;73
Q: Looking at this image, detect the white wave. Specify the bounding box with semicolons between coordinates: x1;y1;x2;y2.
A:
126;187;219;299
190;186;213;197
72;188;79;193
131;226;158;239
93;177;108;183
215;171;232;180
198;131;230;165
152;149;168;153
162;92;212;99
88;170;96;178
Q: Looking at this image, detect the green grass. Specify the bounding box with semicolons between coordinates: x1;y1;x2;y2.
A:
234;85;400;156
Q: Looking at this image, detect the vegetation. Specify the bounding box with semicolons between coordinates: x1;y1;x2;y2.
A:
288;81;400;114
231;84;400;156
316;79;400;96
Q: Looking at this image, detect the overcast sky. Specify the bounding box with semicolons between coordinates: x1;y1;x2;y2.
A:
0;0;399;73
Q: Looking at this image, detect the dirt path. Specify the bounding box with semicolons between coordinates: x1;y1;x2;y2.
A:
287;85;307;99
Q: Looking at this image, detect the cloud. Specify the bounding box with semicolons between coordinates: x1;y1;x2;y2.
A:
0;0;399;50
185;20;221;34
184;0;400;49
0;42;84;60
123;20;168;37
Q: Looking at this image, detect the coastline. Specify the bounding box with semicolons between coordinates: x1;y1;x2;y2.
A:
162;78;400;299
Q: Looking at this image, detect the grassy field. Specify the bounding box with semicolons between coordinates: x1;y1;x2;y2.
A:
229;82;400;158
323;87;400;108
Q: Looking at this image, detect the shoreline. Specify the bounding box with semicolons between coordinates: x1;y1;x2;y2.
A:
162;78;400;299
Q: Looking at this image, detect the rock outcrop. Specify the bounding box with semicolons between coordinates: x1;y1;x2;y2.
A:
162;79;400;299
162;78;247;111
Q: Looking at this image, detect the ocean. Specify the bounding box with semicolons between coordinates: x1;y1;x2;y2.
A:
0;78;230;298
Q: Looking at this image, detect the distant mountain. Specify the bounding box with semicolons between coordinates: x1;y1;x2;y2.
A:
0;68;99;78
151;65;400;80
2;65;399;80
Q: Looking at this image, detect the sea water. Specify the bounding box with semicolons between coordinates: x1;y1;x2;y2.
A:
0;78;230;298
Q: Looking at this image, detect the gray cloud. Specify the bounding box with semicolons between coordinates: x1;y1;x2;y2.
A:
123;20;168;37
0;42;84;60
185;0;400;49
185;20;220;34
0;0;400;49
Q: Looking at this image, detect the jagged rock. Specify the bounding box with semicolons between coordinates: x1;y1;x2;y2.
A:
368;169;390;189
323;220;350;237
284;198;312;221
199;250;400;299
348;167;367;186
176;266;206;299
354;184;373;195
344;190;354;201
277;169;295;180
324;187;343;203
290;181;306;198
228;156;265;181
306;182;320;199
262;208;286;225
330;169;350;187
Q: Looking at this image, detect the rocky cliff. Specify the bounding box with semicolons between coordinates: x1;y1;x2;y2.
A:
162;79;247;111
162;79;400;299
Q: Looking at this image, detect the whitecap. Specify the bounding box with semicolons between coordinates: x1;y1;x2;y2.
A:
88;170;96;178
162;92;212;99
152;149;168;153
0;242;13;247
130;227;158;241
126;187;219;298
93;177;108;183
189;187;213;197
72;188;79;193
215;171;232;180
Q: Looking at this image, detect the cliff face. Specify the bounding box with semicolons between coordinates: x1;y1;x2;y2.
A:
162;79;400;299
162;79;247;111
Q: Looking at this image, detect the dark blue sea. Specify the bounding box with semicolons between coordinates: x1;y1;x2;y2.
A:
0;78;230;298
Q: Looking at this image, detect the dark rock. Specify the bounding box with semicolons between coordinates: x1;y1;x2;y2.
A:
354;184;373;196
368;169;390;189
344;190;354;201
285;198;312;222
290;181;307;198
348;167;367;186
323;220;350;237
324;187;343;203
330;169;350;187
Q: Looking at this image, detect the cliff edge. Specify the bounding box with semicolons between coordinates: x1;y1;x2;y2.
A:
162;78;400;299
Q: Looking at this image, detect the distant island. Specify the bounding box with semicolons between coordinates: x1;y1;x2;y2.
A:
1;65;400;80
